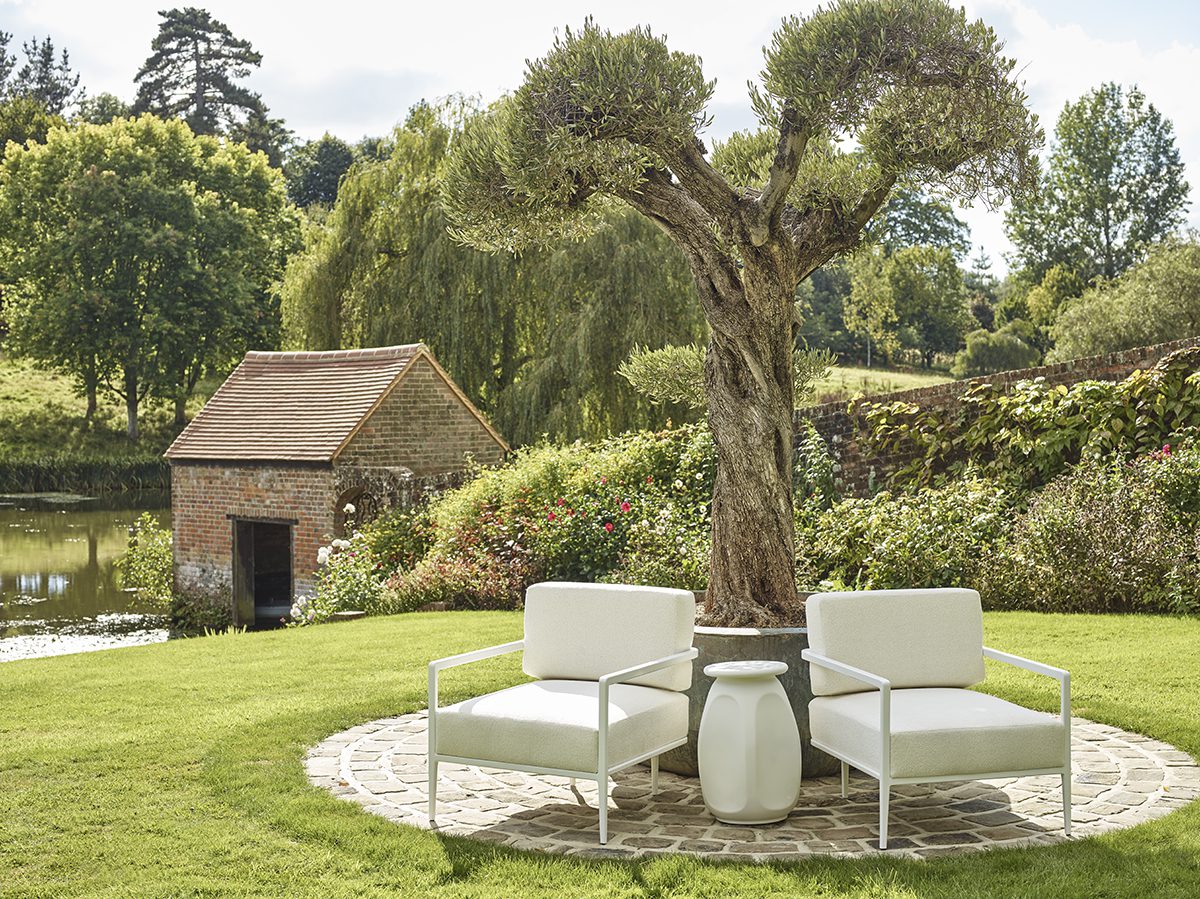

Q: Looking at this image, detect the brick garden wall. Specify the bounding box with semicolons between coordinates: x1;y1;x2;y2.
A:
797;336;1200;496
339;357;506;475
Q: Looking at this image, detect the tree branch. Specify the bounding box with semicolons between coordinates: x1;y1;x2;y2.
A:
666;137;740;224
752;102;809;245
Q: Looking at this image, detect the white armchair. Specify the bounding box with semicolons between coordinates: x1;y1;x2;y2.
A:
802;588;1071;850
427;581;698;844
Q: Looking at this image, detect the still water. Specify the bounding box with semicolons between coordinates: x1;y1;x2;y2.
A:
0;491;170;662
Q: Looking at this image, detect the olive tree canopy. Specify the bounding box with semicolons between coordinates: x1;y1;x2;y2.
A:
442;0;1041;626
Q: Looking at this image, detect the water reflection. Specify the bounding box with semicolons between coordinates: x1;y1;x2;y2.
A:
0;491;171;661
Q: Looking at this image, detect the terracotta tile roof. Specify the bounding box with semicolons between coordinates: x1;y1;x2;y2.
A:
165;345;423;462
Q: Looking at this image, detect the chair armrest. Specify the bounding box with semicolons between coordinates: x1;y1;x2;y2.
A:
598;647;700;689
983;646;1071;723
428;640;524;718
594;647;698;773
801;649;892;690
801;648;893;780
429;640;525;674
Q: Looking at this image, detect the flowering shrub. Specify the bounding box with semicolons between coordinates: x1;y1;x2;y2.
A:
378;552;534;613
601;497;711;591
286;593;339;627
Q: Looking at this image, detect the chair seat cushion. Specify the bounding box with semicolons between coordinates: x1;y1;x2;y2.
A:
436;680;689;773
810;687;1066;779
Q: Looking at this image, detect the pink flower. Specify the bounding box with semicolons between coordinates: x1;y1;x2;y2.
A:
1163;444;1172;456
547;512;556;522
604;522;614;533
600;476;607;485
619;501;631;513
557;498;565;506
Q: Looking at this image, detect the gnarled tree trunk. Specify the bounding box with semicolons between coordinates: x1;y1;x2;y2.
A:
701;248;802;626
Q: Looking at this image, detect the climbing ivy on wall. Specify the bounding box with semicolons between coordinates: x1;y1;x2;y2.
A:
854;347;1200;489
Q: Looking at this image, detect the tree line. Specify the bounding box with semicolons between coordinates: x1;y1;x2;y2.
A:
0;6;1196;448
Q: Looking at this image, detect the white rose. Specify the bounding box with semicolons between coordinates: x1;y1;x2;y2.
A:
343;502;356;515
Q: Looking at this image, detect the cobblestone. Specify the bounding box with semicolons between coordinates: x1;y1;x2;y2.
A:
305;712;1197;861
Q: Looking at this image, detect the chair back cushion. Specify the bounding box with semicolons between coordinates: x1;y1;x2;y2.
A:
806;588;985;696
522;582;695;691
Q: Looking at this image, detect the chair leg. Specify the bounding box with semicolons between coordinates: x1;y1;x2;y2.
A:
878;779;890;850
428;757;439;823
650;755;659;793
1062;770;1072;836
598;774;609;844
840;761;849;798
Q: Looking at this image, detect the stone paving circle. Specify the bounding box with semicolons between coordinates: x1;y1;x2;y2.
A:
306;712;1200;861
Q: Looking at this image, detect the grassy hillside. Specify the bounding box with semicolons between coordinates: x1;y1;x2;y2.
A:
0;611;1197;896
815;365;952;404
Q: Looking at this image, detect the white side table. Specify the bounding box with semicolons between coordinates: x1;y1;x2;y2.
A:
698;660;802;824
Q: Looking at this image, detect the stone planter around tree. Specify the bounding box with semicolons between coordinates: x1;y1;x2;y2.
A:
658;592;840;779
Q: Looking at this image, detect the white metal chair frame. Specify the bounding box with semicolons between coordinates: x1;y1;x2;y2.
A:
428;640;699;844
801;645;1071;850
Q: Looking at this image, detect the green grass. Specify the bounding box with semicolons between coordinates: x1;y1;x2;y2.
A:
0;355;207;457
1;612;1197;897
816;366;953;404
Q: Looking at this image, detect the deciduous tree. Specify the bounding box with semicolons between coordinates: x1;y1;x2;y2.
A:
441;2;1040;625
1006;83;1190;281
0;115;298;439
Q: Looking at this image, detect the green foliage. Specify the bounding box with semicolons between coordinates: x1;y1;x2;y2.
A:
380;554;531;614
848;244;968;367
873;186;971;258
1006;83;1190;281
856;346;1200;489
951;320;1042;378
114;513;174;609
133;8;267;136
1050;239;1200;361
0;114;300;441
0;454;169;493
281;100;705;444
1025;264;1086;328
977;450;1200;614
0;95;64;147
3;35;82;115
168;588;233;636
73;92;131;125
618;344;833;410
285;132;355;206
803;475;1015;592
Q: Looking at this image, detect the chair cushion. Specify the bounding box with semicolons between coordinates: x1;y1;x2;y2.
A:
435;680;689;773
809;687;1067;779
522;582;695;691
806;589;986;696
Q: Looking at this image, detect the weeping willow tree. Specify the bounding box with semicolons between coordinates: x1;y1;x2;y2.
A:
280;99;704;443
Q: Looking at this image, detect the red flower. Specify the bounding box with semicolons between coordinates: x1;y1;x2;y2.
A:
600;476;607;485
557;498;565;506
619;501;631;513
566;509;575;516
646;475;653;484
604;522;614;532
547;512;556;522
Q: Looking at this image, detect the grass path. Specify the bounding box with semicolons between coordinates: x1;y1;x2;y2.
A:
1;611;1198;897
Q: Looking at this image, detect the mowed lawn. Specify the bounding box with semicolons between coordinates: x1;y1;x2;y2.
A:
1;612;1198;898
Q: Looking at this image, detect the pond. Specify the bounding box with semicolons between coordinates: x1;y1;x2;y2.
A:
0;491;170;662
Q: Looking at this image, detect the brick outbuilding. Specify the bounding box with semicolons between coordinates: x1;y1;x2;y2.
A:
165;344;508;626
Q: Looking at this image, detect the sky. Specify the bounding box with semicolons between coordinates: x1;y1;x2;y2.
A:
3;0;1199;272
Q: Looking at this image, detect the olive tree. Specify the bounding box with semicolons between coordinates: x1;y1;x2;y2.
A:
442;1;1041;626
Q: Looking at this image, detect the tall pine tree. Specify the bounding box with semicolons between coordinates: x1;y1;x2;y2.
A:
133;8;266;136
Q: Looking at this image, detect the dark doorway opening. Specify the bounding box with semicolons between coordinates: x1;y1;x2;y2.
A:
232;519;293;628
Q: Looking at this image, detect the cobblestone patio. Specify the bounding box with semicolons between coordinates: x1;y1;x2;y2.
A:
305;712;1200;861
